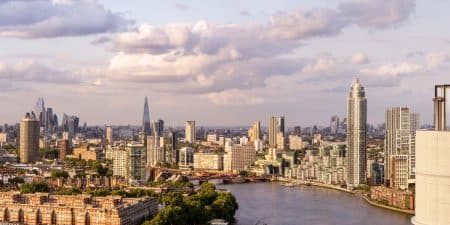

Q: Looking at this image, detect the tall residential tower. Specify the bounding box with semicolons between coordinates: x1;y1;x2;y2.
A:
346;78;367;188
20;112;40;163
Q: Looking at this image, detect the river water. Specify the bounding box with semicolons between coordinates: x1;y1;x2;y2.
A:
218;183;412;225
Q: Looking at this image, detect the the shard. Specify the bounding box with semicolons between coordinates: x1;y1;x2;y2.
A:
143;96;151;136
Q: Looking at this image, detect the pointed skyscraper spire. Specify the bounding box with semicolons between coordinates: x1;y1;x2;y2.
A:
143;96;151;136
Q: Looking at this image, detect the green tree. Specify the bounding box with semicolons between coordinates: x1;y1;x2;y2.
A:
20;181;50;193
9;176;25;187
51;170;69;179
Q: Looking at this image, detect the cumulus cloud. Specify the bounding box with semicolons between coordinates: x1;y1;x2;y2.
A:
104;0;416;97
350;52;370;64
340;0;416;29
0;60;82;84
0;0;132;38
361;62;423;76
205;90;264;105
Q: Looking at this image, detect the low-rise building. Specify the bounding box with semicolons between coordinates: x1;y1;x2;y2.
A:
0;191;158;225
194;152;224;170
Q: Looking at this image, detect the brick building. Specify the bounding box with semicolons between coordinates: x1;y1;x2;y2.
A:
0;192;158;225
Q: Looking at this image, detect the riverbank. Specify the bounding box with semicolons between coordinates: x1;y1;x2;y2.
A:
219;182;412;225
273;177;415;216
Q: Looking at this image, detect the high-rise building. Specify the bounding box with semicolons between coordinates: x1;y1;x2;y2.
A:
179;147;194;167
269;116;285;148
146;136;159;168
19;112;40;163
330;115;340;134
112;149;127;178
346;78;367;188
293;126;301;136
143;97;151;136
35;98;46;128
127;143;146;182
384;107;420;187
248;121;261;142
106;125;113;145
224;143;256;173
152;119;164;137
185;121;196;143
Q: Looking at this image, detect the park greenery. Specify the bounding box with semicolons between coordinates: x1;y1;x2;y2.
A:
142;182;238;225
20;181;51;193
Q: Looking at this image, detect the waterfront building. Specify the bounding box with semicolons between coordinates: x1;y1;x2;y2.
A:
106;125;113;145
185;120;196;143
223;143;256;173
0;191;158;225
179;147;194;167
269;116;285;148
194;152;224;170
384;106;419;186
143;96;152;136
126;143;146;182
389;155;409;190
412;84;450;225
346;78;367;188
248;121;261;142
19;112;40;164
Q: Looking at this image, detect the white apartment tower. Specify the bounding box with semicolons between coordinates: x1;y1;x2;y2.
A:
185;121;196;143
346;78;367;188
384;107;419;187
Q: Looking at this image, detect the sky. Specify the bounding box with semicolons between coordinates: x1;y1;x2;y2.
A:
0;0;449;127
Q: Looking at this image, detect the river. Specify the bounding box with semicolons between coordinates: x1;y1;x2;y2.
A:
218;182;412;225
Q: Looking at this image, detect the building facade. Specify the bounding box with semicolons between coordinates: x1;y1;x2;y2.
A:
194;152;224;170
19;112;40;164
384;107;419;186
0;192;158;225
185;121;196;143
223;144;256;173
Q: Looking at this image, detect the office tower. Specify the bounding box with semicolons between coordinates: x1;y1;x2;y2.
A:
248;121;261;142
384;107;420;187
269;116;285;148
185;121;196;143
19;112;40;163
167;130;178;163
143;97;151;136
152;119;164;137
346;78;367;188
179;147;194;167
106;125;113;145
413;85;450;225
61;114;79;135
330;115;340;134
35;98;46;127
293;126;301;136
45;107;53;131
127;143;146;182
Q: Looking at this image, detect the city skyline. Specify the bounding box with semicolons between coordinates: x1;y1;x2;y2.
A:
1;0;449;126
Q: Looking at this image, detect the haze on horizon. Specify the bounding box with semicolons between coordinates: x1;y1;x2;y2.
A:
0;0;449;127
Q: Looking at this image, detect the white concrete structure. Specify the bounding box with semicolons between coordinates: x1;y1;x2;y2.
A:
194;152;224;170
412;130;450;225
185;120;196;143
